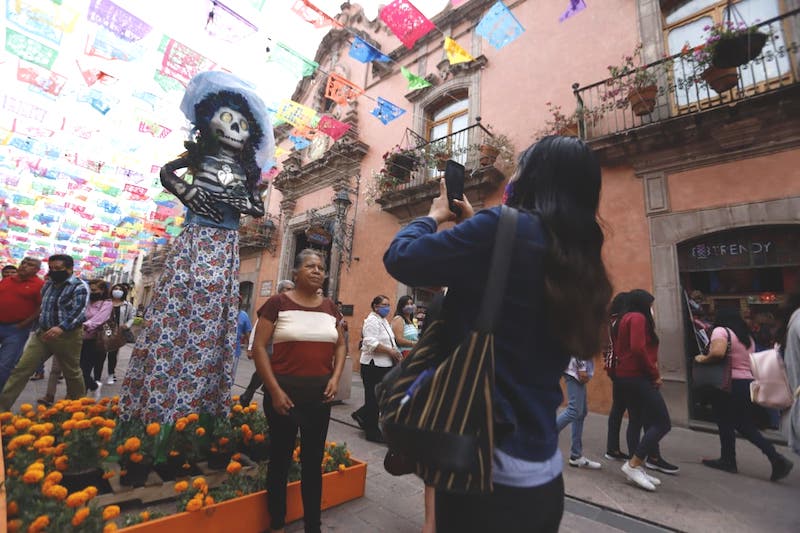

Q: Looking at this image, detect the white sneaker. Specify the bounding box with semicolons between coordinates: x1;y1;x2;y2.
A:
622;461;656;491
106;375;116;385
93;381;103;401
644;471;661;486
569;456;602;469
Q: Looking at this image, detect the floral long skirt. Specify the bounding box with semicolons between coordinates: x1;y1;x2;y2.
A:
119;224;239;424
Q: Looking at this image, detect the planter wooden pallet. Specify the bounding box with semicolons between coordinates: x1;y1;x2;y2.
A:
120;460;367;532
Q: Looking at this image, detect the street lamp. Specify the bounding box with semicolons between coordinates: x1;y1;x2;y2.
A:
332;189;352;219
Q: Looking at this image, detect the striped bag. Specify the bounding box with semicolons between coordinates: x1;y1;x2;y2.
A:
376;205;518;494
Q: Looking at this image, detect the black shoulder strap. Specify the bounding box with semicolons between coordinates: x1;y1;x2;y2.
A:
475;205;519;333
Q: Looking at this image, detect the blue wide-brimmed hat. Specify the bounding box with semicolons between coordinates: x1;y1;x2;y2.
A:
180;71;275;170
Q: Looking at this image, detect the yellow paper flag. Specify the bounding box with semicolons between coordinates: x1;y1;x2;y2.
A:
444;37;473;65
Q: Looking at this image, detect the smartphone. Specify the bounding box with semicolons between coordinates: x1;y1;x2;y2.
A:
444;160;465;216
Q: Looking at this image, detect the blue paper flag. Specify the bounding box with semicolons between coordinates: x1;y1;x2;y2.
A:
289;135;311;150
348;36;391;63
370;97;406;125
476;1;525;50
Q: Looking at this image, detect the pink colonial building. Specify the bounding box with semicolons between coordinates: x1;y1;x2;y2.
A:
231;0;800;427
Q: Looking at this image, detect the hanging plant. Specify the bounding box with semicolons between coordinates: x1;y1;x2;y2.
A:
701;2;770;69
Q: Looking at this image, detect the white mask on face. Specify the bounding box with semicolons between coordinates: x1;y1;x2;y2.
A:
209;106;250;150
112;290;124;299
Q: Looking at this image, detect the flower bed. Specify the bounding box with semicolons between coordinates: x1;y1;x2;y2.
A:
2;397;365;532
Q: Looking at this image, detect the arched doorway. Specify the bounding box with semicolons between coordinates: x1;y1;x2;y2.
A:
677;225;800;422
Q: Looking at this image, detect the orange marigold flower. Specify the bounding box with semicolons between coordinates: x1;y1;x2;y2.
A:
175;421;187;432
47;484;68;501
169;450;180;456
0;411;13;422
140;511;151;522
55;456;69;471
119;470;127;476
187;413;199;423
186;498;203;511
204;495;215;506
23;469;45;484
28;423;48;435
7;519;21;533
130;452;144;463
146;422;161;436
75;419;92;430
72;506;91;526
54;442;66;455
232;453;241;461
66;491;88;508
45;471;63;484
72;411;86;420
104;419;116;429
195;427;205;436
253;434;266;443
7;501;18;516
99;449;110;458
90;416;106;426
20;402;33;411
13;418;31;430
103;505;121;520
116;445;125;455
232;404;243;413
29;515;50;533
85;486;99;498
338;464;346;472
226;461;242;474
174;481;189;492
102;471;115;480
192;477;207;489
103;523;119;533
112;395;120;402
124;437;141;452
33;436;55;449
3;425;17;436
219;437;229;446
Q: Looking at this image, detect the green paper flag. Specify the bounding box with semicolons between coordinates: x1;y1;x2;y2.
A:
401;66;432;91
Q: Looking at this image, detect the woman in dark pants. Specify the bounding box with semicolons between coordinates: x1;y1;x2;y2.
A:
351;295;402;443
384;136;613;533
80;280;112;400
613;289;672;491
696;308;793;481
250;249;346;533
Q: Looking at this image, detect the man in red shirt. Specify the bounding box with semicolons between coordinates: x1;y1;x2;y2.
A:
0;257;44;390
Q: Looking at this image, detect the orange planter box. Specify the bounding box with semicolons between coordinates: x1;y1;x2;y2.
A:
122;460;367;532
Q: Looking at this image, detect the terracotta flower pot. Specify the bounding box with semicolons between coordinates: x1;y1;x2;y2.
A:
702;66;739;93
386;154;416;182
435;153;450;171
627;84;658;116
712;32;768;68
559;122;579;137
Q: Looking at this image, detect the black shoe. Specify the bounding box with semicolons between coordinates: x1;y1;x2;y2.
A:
239;394;253;407
365;431;385;444
702;458;738;474
604;450;630;461
30;372;45;381
770;455;794;482
351;411;366;430
645;456;680;475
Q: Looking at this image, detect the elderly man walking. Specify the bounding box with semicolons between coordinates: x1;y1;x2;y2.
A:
0;257;44;390
0;254;88;410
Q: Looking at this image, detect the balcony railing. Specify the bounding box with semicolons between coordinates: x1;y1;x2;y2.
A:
391;120;495;192
239;213;278;251
573;8;800;139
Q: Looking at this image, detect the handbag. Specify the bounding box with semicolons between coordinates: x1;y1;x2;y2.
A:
691;327;732;392
96;318;126;353
376;205;518;494
749;345;793;409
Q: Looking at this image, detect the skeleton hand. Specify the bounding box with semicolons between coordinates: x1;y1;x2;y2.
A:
214;190;254;213
183;186;224;222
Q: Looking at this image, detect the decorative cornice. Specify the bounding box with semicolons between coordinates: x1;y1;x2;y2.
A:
587;85;800;175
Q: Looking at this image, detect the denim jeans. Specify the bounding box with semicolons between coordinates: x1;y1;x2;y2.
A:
557;375;587;459
436;474;564;533
615;376;671;460
711;379;779;463
0;323;32;390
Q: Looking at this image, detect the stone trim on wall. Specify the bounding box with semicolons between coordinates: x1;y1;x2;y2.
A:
643;172;670;214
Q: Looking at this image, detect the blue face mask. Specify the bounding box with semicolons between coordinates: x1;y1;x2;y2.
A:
376;305;391;318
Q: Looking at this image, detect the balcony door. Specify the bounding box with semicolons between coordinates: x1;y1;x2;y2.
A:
425;92;470;170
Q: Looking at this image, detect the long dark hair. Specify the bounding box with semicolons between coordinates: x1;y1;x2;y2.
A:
777;290;800;348
609;291;629;319
714;307;752;349
394;295;414;324
505;136;612;358
186;90;264;194
614;289;658;344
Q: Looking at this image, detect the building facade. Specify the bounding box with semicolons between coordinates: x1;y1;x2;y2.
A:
212;0;800;427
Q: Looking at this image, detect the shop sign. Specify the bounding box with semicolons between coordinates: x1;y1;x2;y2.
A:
678;226;800;272
689;241;773;260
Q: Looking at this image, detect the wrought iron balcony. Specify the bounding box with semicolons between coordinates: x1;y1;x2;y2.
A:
239;213;279;252
573;8;800;140
376;119;510;221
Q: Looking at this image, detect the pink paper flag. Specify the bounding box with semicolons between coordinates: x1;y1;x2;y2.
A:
379;0;435;49
318;115;351;141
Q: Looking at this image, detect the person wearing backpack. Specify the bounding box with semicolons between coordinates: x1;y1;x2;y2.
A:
695;308;794;481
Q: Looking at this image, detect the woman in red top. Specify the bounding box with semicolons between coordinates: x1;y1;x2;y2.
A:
612;289;672;491
251;249;346;533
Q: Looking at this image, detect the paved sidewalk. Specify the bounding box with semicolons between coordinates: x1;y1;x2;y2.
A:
10;347;799;532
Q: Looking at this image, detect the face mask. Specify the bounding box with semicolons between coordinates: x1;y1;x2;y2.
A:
112;290;124;299
49;270;69;283
89;293;103;301
376;305;391;318
403;305;416;315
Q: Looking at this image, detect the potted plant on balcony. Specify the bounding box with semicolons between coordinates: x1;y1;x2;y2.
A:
703;9;769;69
381;145;424;183
476;126;516;168
690;43;739;94
539;102;602;138
607;44;659;116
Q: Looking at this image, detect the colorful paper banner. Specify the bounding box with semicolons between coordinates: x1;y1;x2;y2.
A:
160;39;216;87
371;97;406;125
87;0;152;42
269;41;319;79
5;28;58;69
318;115;351;141
401;66;432;91
379;0;436;49
275;100;318;128
324;73;364;105
559;0;587;22
444;37;474;65
348;36;391;63
476;1;525;50
290;0;343;29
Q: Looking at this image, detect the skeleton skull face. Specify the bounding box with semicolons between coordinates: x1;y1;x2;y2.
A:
209;106;250;150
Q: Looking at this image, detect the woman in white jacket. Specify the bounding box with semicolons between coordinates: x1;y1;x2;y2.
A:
352;294;402;442
101;284;136;384
780;291;800;457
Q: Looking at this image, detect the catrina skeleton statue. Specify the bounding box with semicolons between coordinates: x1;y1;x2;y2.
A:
119;72;274;438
